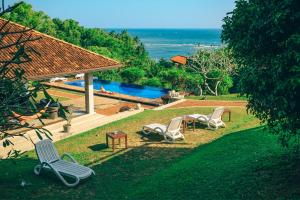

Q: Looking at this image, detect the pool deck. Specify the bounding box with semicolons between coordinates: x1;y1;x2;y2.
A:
43;81;163;106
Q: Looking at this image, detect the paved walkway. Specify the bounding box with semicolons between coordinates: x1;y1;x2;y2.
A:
167;99;247;109
0;109;144;158
96;102;153;116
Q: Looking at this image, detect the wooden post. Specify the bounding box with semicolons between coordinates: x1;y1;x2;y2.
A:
84;73;94;114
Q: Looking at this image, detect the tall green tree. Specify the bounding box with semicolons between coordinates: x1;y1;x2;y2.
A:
222;0;300;145
186;48;235;96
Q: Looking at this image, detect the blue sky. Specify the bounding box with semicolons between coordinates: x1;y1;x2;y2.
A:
7;0;236;28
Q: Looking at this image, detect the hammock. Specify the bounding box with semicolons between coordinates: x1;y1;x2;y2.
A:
12;101;51;124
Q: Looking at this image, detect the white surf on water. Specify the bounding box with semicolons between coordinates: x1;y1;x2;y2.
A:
107;28;222;59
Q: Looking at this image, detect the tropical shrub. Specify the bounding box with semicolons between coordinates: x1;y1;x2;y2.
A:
183;74;204;95
218;74;233;95
160;68;185;90
141;77;162;87
120;67;145;84
94;69;121;82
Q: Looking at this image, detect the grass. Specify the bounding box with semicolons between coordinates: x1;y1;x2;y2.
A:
131;127;300;200
1;107;299;199
186;93;248;101
49;87;85;96
34;91;70;102
34;87;85;102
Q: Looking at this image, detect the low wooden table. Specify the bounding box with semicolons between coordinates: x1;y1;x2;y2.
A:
222;109;232;122
182;116;196;133
106;131;128;152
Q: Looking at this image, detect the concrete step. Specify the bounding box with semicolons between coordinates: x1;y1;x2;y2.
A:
5;114;104;147
23;114;106;141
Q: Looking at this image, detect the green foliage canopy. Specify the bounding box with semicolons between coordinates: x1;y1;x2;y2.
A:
222;0;300;144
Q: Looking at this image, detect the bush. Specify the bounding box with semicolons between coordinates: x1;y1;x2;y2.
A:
218;75;233;95
120;67;145;84
94;69;121;81
183;74;204;95
88;46;112;58
141;77;162;87
160;68;184;90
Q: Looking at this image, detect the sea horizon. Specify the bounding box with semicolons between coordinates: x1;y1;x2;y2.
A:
106;28;223;59
103;27;222;30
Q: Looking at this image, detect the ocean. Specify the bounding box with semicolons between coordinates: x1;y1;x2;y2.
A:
107;29;222;59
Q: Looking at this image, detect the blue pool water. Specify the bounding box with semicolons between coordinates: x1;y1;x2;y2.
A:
66;79;169;99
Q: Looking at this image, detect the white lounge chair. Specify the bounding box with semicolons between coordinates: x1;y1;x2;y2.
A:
75;74;84;79
169;90;184;100
49;77;68;83
187;107;226;130
34;139;95;187
142;117;184;142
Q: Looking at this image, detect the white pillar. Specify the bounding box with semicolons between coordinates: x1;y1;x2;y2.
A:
84;73;94;114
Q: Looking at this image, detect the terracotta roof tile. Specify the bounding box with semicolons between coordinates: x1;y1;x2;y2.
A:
0;18;121;80
171;55;188;65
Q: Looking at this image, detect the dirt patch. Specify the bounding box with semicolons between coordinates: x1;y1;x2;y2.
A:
47;89;82;99
168;99;247;109
96;102;153;116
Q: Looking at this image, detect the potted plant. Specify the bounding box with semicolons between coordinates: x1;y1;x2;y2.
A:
63;105;73;133
47;101;60;119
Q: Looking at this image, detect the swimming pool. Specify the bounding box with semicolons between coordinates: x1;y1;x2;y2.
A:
66;79;169;99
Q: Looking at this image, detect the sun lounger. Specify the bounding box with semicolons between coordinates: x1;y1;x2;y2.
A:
49;77;68;83
169;90;184;99
187;106;226;130
75;73;84;79
142;117;184;142
34;139;95;187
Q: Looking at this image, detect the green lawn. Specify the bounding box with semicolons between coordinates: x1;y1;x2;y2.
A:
1;107;299;200
186;93;248;101
49;87;85;96
34;91;70;102
34;87;84;102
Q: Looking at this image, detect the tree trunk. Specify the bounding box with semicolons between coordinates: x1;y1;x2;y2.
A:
197;85;203;96
205;82;216;96
214;81;221;96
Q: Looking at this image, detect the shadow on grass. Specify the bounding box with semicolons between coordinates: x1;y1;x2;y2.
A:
1;126;300;200
129;126;300;200
0;144;192;199
136;130;190;145
88;143;107;151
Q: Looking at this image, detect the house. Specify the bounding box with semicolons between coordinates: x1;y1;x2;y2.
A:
0;18;121;114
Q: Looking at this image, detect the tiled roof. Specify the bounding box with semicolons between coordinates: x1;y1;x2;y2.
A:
171;55;188;65
0;18;121;80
